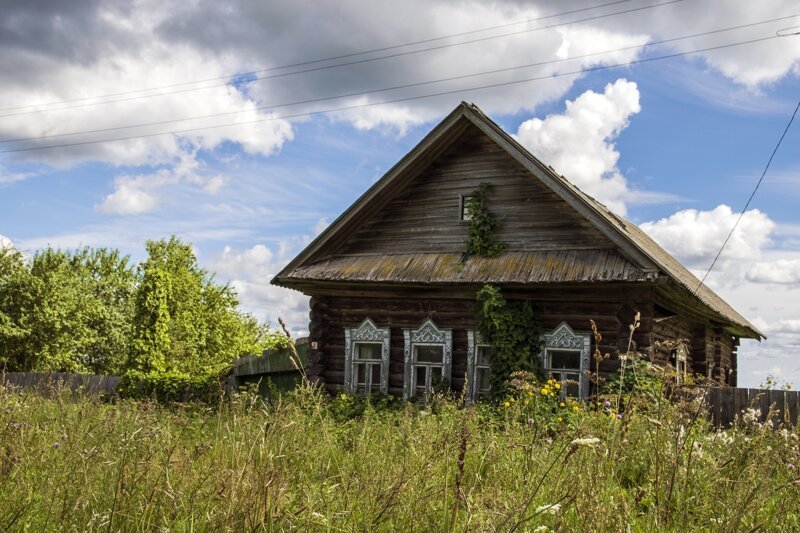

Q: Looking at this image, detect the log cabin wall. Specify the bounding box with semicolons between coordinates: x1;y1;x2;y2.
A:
307;286;655;396
651;316;695;366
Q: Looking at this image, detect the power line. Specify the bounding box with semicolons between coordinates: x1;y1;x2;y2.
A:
0;0;635;113
0;33;785;155
3;15;795;145
0;0;684;118
695;98;800;292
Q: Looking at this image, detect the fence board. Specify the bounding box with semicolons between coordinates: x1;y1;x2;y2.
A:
1;372;120;397
704;387;800;428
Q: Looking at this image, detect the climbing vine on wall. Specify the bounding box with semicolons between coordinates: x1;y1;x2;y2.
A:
464;182;505;258
476;284;544;399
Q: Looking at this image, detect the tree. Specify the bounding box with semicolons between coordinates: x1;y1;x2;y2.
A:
129;236;270;377
0;246;135;374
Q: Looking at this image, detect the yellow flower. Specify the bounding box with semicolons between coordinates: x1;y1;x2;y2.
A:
550;392;556;397
557;417;563;423
559;402;566;408
504;401;510;408
573;406;579;412
555;383;561;389
524;384;531;390
540;388;548;395
528;392;533;397
510;397;515;402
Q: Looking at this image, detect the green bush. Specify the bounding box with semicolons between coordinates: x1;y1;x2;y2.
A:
118;369;224;404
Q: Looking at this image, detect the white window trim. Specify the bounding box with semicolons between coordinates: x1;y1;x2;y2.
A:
675;344;688;384
467;331;492;402
540;322;591;399
344;318;390;395
403;319;452;400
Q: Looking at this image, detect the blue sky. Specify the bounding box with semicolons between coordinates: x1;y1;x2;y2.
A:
1;0;799;386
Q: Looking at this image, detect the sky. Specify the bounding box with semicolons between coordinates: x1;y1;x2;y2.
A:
1;0;799;387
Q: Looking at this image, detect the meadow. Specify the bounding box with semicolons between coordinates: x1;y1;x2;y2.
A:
1;374;798;532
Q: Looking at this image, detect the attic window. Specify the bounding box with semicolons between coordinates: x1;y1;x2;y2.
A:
459;194;471;221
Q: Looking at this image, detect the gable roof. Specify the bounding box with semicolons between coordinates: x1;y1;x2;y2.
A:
273;102;763;340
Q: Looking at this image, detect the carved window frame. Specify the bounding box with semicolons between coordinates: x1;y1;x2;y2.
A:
540;322;591;399
403;319;452;400
344;318;390;395
467;331;492;402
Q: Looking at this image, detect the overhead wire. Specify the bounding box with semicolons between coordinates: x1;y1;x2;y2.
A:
0;0;684;117
0;32;789;155
694;98;800;291
2;14;796;145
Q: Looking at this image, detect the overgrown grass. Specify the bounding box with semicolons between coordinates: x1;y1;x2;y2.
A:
1;376;799;531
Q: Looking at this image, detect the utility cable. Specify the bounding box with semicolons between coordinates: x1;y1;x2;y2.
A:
695;98;800;291
0;0;683;118
2;14;794;145
0;33;786;155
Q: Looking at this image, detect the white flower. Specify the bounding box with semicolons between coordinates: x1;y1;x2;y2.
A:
570;437;601;448
533;526;551;533
535;503;561;515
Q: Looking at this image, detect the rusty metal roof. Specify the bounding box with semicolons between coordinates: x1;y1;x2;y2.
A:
283;249;645;284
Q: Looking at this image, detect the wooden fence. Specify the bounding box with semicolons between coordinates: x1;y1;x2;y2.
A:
705;387;800;428
1;372;121;397
228;338;309;396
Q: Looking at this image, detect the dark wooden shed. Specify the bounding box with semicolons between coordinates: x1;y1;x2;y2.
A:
272;102;763;400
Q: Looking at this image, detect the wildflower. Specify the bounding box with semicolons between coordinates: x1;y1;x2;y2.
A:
545;438;553;445
540;388;548;395
789;464;796;471
573;406;579;412
525;384;531;391
527;418;535;425
570;437;600;448
616;413;622;419
559;402;566;408
504;401;511;408
533;526;551;533
555;383;561;389
535;503;561;515
604;401;611;407
53;441;61;448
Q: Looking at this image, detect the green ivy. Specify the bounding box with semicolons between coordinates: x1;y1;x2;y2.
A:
476;284;544;399
464;182;505;258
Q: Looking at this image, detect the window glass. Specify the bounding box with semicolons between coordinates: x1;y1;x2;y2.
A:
475;367;491;394
549;350;580;369
416;367;427;387
415;345;444;363
371;364;381;384
477;345;493;365
355;343;382;360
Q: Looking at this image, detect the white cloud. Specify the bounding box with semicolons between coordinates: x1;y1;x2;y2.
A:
514;78;640;215
208;243;309;336
746;259;800;285
96;183;159;215
95;151;232;215
640;205;775;269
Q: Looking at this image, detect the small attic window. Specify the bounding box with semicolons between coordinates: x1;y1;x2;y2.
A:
459;194;471;221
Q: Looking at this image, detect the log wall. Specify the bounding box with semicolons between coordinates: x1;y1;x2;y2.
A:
307;286;656;395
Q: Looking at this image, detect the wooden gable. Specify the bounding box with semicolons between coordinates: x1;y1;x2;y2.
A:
339;123;614;256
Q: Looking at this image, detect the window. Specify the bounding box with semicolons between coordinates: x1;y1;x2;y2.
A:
540;322;591;399
459;194;471;221
674;343;688;384
403;319;452;400
344;319;390;395
467;331;492;401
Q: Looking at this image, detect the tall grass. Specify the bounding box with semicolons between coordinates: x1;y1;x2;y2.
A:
1;377;798;531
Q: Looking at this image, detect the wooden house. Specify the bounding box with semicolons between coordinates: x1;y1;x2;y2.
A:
272;102;763;401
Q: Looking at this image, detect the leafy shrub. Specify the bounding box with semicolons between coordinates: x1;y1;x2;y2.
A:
118;369;224;404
